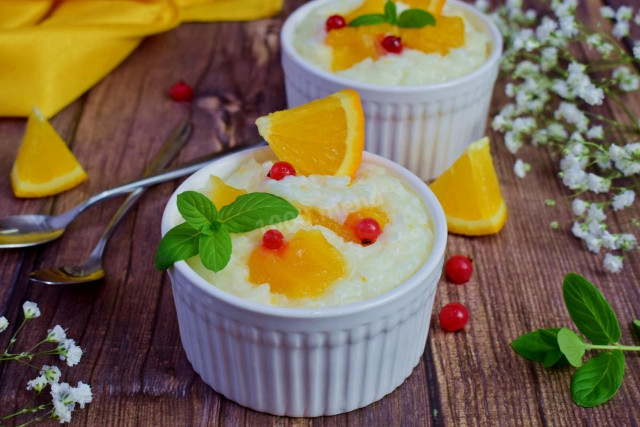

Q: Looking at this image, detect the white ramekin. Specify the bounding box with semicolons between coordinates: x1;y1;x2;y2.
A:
280;0;502;181
161;146;447;417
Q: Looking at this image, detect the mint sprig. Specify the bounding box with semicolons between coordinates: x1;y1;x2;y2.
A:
348;0;435;29
511;273;640;407
155;190;298;272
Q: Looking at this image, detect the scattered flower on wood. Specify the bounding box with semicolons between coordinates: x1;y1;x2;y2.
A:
475;0;640;272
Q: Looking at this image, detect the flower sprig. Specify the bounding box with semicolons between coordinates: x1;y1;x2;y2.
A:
1;302;92;425
475;0;640;272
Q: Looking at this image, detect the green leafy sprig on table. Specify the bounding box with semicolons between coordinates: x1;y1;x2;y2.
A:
511;273;640;407
348;0;435;29
155;191;298;272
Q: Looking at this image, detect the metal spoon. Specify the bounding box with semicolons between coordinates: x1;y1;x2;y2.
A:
28;121;194;285
0;132;265;249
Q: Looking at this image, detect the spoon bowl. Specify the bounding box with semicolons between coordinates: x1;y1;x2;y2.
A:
30;263;105;285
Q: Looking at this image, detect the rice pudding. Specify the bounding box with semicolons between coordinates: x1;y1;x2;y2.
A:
166;157;433;308
292;0;491;86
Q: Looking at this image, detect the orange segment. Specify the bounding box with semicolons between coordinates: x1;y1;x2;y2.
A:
400;16;464;55
344;0;445;20
326;24;396;71
255;89;364;179
430;137;507;236
300;206;388;244
247;229;347;299
403;0;446;15
11;106;87;198
209;175;246;208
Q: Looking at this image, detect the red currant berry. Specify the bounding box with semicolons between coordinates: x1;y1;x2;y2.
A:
268;161;296;180
169;81;194;102
326;15;347;32
355;217;382;244
445;255;473;284
439;303;469;332
263;229;284;250
381;35;402;54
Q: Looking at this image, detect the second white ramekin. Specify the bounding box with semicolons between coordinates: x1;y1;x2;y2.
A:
162;146;447;417
280;0;502;181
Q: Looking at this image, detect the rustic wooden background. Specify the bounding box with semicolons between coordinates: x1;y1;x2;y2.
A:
1;0;639;425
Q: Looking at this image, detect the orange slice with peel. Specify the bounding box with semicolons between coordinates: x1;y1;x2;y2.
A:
430;137;507;235
11;106;87;198
255;89;364;179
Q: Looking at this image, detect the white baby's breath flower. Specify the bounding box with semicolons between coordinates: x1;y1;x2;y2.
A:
547;122;568;140
586;204;606;222
504;130;522;154
59;339;83;367
616;6;633;21
585;234;602;253
53;399;73;424
588;219;605;237
586;125;604;139
572;198;588;216
600;6;615;19
514;60;540;78
72;382;93;408
601;231;617;249
541;47;558;71
597;42;614;57
47;325;67;343
558;15;578;38
617;233;638;250
42;365;62;384
0;316;8;333
562;166;587;189
634;42;640;61
612;66;640;91
603;253;623;273
587;173;611;193
572;221;589;239
612;189;635;210
23;301;40;319
560;153;587;171
512;116;536;133
595;150;612;170
536;17;558;43
613;20;630;39
514;159;530;178
635;11;640;26
555;102;588;131
27;374;48;392
609;144;626;162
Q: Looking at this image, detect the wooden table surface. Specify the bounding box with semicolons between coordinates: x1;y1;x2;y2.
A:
1;1;639;425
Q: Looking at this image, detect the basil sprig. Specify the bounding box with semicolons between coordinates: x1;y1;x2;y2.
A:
155;191;298;272
349;0;435;29
511;273;640;407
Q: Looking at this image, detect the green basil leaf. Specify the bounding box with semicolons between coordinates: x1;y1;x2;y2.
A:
557;328;586;367
397;9;435;28
177;191;218;232
220;192;298;233
349;13;387;27
571;350;625;407
384;0;397;25
563;273;621;345
198;226;232;272
511;328;565;366
155;223;201;270
633;319;640;339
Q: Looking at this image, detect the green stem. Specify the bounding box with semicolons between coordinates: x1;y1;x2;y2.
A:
585;343;640;351
4;318;28;354
1;404;50;420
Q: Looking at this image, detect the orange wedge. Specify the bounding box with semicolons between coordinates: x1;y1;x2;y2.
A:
209;175;246;208
430;137;507;235
255;90;364;179
11;107;87;198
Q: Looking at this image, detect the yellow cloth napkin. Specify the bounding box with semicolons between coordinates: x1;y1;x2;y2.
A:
0;0;282;118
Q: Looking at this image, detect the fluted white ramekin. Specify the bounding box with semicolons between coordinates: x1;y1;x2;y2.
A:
161;146;447;417
281;0;502;180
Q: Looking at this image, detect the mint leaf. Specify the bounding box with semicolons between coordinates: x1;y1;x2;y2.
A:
633;319;640;339
563;273;621;345
557;328;586;367
220;193;298;233
177;191;217;232
571;350;625;407
397;9;435;28
384;0;397;25
155;223;201;270
511;328;568;367
198;226;232;272
349;14;387;27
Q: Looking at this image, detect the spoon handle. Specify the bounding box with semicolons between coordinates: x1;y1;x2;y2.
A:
81;140;266;212
86;121;194;261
